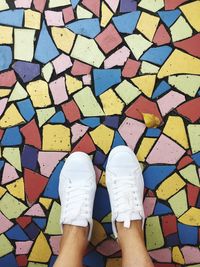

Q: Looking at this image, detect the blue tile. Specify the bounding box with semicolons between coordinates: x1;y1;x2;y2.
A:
93;186;111;221
21;145;38;170
49;256;57;267
35;21;59;64
112;131;126;148
0;46;12;71
93;69;121;96
43;161;65;199
145;128;161;137
191;152;200;166
80;117;101;128
178;223;198;245
17;99;35;121
24;222;40;240
102;223;113;235
141;46;173;65
1;126;22;146
158;10;181;27
12;61;40;83
166;233;180;246
66;19;101;38
154;202;172;215
104;116;119;129
0;9;24;27
0;253;18;267
113;11;141;34
94;150;107;165
5;225;29;241
33;218;47;229
71;0;80;8
0;160;5;171
49;111;66;124
143;165;176;190
83;250;105;267
152;80;171;99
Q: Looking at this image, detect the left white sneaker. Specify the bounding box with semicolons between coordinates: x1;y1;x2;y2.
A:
106;145;145;239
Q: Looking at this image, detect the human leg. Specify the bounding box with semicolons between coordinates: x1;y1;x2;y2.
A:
106;146;154;267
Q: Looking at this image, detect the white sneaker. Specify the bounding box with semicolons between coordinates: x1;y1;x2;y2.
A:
59;151;96;240
106;145;145;239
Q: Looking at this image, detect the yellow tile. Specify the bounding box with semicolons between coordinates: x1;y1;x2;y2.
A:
25;9;41;30
0;89;11;98
39;197;52;210
115;80;141;105
178;207;200;226
179;164;200;187
100;88;124;115
0;0;9;11
27;80;51;108
51;27;75;54
0;186;7;198
136;137;156;162
0;26;13;44
66;74;83;95
36;107;56;127
0;234;14;257
158;49;200;79
168;189;188;217
170;16;193;42
28;232;52;263
77;5;93;19
106;258;122;267
180;1;200;32
172;246;185;265
99;171;106;187
42;63;53;82
156;173;186;200
131;75;156;98
3;147;22;172
163;116;189;149
9;82;28;102
90;125;114;154
45;201;61;235
0;104;25;129
42;124;71;151
90;220;107;246
136;12;160;41
101;2;113;27
6;178;25;201
49;0;70;8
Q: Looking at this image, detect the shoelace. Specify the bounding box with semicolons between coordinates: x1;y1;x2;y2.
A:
64;184;90;222
113;176;143;228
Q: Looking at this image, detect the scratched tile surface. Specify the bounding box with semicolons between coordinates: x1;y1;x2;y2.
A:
0;0;200;266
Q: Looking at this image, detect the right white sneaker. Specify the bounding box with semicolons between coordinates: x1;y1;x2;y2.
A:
106;145;145;239
59;151;96;241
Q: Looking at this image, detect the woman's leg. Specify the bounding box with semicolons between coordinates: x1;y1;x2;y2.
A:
54;225;88;267
117;220;154;267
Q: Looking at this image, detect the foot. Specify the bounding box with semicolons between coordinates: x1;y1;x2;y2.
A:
59;152;96;240
106;145;145;239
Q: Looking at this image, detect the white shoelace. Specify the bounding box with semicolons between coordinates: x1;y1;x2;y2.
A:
63;184;90;222
113;176;143;228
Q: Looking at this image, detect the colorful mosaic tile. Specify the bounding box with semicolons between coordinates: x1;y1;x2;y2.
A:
0;0;200;266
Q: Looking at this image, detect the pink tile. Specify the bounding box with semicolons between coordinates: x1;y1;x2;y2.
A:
118;118;146;150
49;236;61;255
82;0;100;17
82;74;91;85
105;0;120;12
157;91;186;116
95;24;123;54
182;246;200;264
45;10;64;26
149;248;172;262
2;163;19;185
62;6;75;24
0;212;14;234
33;0;46;12
94;166;102;184
38;151;67;177
96;239;120;256
146;134;185;164
104;46;130;69
52;54;73;75
49;77;68;105
71;123;89;143
16;241;33;255
0;98;8;117
24;204;45;217
15;0;32;8
143;197;156;218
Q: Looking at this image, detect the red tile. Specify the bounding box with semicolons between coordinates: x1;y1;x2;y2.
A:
125;95;163;122
33;0;46;12
177;155;193;170
153;24;171;46
63;6;75;24
122;59;141;78
16;255;28;267
0;129;4;140
82;0;100;17
71;60;92;76
16;216;32;229
24;169;48;205
187;184;199;207
62;100;81;123
72;133;96;154
164;0;189;10
176;97;200;123
0;70;16;87
95;24;123;54
155;264;181;267
162;215;177;236
20;119;42;149
174;34;200;58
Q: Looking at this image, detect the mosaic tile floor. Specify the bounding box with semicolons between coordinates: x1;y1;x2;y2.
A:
0;0;200;266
